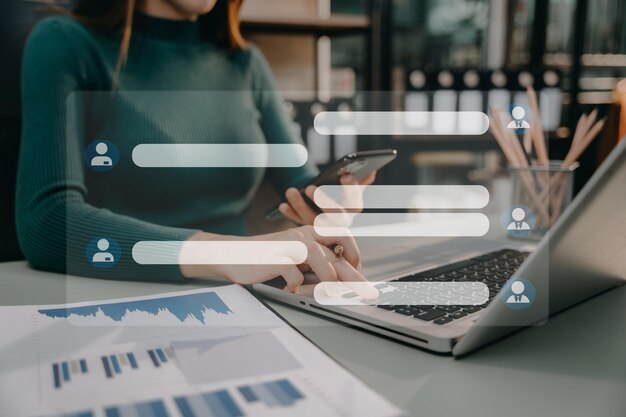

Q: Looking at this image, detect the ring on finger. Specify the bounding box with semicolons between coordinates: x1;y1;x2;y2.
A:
329;244;344;258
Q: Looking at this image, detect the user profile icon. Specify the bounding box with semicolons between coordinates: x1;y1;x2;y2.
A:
84;140;119;171
507;105;531;130
86;237;121;268
507;208;531;231
501;278;536;310
502;205;535;237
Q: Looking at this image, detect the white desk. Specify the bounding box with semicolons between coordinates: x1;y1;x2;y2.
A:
1;255;625;417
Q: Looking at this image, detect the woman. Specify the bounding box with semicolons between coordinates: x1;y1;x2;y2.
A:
16;0;376;293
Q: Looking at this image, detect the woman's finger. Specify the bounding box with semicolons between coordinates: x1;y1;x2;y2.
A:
281;265;304;293
279;202;304;224
303;185;317;202
340;174;359;185
359;171;377;185
303;242;338;283
285;188;318;225
330;254;379;300
307;231;362;270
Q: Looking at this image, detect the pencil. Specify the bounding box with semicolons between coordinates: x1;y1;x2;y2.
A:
526;86;549;166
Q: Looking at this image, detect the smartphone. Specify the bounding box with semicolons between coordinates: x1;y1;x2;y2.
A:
266;149;398;220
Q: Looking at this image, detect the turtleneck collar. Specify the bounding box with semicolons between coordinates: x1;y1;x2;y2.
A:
133;11;202;44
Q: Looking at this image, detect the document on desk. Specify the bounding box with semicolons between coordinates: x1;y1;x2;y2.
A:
0;286;403;417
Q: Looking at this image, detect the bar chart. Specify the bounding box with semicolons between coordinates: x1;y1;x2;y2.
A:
237;379;305;408
147;347;175;368
101;352;140;379
174;378;305;417
52;359;89;389
174;389;244;417
42;343;186;402
48;378;304;417
49;345;175;389
105;399;170;417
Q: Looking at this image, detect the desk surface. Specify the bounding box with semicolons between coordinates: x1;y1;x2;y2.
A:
1;257;625;417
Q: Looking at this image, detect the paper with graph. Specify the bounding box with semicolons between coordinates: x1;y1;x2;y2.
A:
0;286;403;417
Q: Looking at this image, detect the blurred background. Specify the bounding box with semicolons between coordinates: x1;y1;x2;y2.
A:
2;0;626;261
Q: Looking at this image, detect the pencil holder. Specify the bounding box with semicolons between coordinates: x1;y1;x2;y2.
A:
508;161;578;240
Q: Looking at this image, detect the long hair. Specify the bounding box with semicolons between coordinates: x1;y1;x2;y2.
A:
70;0;246;89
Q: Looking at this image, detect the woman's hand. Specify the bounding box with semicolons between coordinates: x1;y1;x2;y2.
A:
180;226;378;298
279;172;376;225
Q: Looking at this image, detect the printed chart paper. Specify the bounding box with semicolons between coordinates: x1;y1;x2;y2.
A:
0;285;403;417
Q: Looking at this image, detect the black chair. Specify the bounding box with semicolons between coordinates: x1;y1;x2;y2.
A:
0;0;72;261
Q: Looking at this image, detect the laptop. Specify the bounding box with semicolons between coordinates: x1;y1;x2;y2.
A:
253;138;626;356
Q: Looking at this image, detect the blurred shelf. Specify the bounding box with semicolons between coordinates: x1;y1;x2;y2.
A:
544;53;626;69
581;53;626;68
576;92;615;105
241;14;370;35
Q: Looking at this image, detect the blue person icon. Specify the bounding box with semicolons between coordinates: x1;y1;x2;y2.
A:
501;278;536;310
84;140;119;172
86;238;121;268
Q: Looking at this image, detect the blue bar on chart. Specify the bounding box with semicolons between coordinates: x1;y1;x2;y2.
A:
53;363;61;388
52;358;89;389
105;399;170;417
237;386;258;403
174;389;245;417
147;347;174;368
127;352;138;369
62;362;70;381
156;348;168;363
238;379;304;408
110;355;121;374
102;356;113;378
101;352;140;378
147;350;160;368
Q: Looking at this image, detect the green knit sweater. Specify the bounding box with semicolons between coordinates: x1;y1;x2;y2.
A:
16;13;318;281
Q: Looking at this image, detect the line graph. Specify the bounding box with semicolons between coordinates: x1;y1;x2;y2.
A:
37;292;231;324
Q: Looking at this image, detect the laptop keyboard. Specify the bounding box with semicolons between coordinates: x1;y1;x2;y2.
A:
375;249;530;325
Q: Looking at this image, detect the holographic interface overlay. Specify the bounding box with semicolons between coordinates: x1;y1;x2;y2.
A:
63;91;556;327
